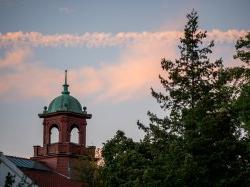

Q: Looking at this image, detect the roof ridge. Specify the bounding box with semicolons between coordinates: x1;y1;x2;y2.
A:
52;170;71;179
6;155;30;160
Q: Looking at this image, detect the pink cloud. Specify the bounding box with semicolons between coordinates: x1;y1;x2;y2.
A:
0;30;247;48
0;29;246;103
59;7;75;15
93;40;176;102
0;48;31;69
207;29;248;44
0;39;176;103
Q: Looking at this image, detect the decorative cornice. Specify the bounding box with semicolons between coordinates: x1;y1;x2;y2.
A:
38;111;92;119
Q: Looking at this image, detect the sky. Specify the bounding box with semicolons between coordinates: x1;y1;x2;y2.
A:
0;0;249;158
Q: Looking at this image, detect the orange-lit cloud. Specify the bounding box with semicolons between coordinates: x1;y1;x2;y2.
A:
0;48;31;69
0;30;248;48
0;40;176;103
0;49;60;100
0;29;247;103
206;29;248;44
92;39;176;102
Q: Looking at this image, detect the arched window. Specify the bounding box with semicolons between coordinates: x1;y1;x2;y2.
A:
50;126;59;143
70;126;79;144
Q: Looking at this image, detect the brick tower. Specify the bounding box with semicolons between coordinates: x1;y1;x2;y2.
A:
32;70;92;178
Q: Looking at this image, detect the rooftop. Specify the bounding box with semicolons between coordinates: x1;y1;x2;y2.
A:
39;70;91;116
6;156;50;171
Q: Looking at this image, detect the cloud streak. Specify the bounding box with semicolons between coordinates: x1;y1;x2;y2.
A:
0;47;31;69
0;39;175;102
0;29;247;103
0;30;248;48
59;7;75;15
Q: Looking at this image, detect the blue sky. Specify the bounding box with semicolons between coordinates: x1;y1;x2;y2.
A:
0;0;249;157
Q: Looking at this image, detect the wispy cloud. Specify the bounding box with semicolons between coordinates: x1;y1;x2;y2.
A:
0;30;248;48
59;7;75;15
0;39;176;102
0;47;31;69
0;29;247;102
0;48;61;100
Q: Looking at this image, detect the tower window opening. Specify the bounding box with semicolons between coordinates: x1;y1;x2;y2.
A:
70;127;79;144
50;126;59;144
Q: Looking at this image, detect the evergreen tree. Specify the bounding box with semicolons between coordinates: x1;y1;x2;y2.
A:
233;32;250;133
234;32;250;65
146;10;249;186
101;10;250;186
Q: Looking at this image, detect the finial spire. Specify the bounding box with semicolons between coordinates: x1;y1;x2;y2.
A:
65;70;68;85
62;69;70;95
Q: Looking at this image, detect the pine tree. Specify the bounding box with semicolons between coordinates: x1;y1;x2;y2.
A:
234;32;250;65
148;10;250;186
101;10;250;186
233;32;250;133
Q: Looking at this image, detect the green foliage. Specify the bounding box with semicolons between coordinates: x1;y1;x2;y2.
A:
233;32;250;134
101;10;250;186
102;130;150;186
153;10;223;117
75;155;102;187
4;172;15;187
234;32;250;64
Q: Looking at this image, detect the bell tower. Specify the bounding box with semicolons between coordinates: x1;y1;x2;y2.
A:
32;70;93;177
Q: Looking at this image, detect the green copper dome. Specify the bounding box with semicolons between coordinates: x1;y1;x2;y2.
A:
47;70;82;114
47;94;82;113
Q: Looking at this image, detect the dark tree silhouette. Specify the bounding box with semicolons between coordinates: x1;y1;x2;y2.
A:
101;10;250;187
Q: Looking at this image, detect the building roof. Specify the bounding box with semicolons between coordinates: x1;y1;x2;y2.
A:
23;170;84;187
6;156;50;171
6;155;84;187
0;153;37;187
42;70;85;114
48;94;82;113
